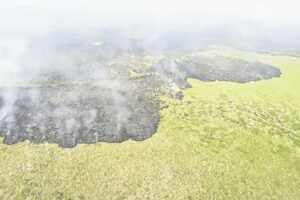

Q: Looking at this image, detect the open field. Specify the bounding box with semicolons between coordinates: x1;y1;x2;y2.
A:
0;47;300;199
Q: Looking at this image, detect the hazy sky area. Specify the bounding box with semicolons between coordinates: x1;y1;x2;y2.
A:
0;0;300;50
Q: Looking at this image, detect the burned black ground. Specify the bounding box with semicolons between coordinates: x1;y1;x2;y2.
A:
176;55;281;83
0;50;282;147
0;77;161;148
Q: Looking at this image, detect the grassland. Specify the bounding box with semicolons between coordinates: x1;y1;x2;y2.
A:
0;47;300;199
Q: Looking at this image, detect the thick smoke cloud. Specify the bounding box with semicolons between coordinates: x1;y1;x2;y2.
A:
1;0;300;50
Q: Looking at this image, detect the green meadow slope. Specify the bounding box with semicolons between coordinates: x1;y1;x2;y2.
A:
0;47;300;199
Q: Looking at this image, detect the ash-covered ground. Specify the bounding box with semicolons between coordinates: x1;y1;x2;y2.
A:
0;46;281;147
176;55;281;83
0;79;160;148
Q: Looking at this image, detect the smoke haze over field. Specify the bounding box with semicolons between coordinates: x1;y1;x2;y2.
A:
0;0;298;147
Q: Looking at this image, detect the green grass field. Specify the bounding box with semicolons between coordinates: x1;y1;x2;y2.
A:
0;47;300;199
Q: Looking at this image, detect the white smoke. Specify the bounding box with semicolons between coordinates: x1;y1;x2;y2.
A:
0;0;299;147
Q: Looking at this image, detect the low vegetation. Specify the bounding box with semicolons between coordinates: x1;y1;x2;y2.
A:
0;47;299;199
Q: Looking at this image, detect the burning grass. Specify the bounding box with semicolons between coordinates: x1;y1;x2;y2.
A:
0;47;299;199
0;47;282;148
